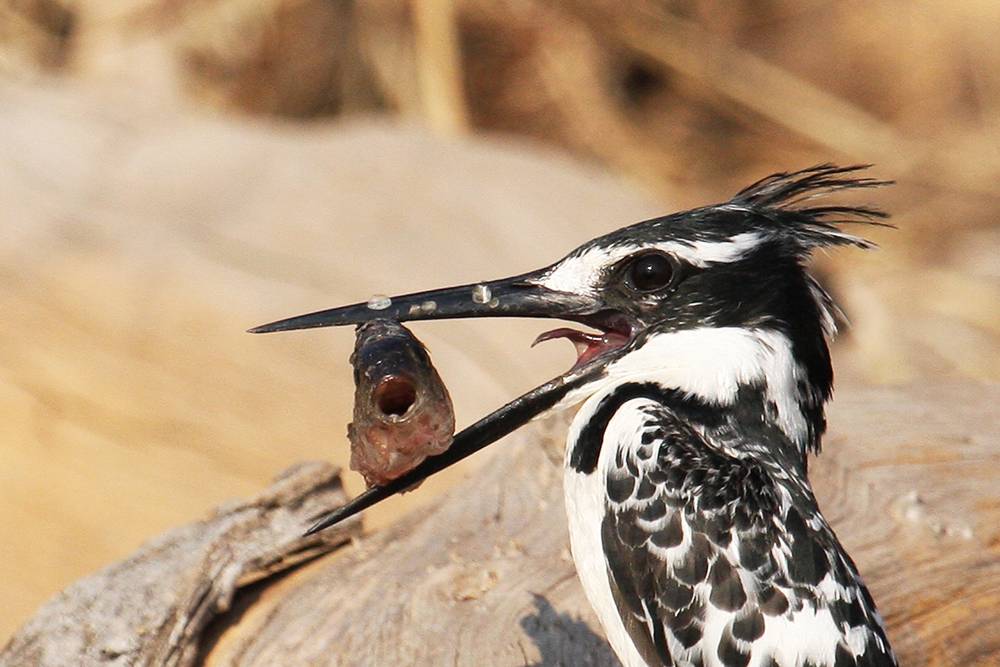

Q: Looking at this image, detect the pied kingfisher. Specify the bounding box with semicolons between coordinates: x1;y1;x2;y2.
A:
252;165;898;667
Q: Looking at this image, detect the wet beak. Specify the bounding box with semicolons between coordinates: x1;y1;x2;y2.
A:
250;269;628;534
248;269;599;334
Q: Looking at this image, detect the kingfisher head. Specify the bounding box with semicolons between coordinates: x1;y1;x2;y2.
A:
251;165;889;529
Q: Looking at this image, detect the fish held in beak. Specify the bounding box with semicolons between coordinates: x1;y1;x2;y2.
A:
348;320;455;489
251;273;633;533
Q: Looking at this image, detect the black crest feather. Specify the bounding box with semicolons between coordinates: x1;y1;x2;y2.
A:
730;164;893;250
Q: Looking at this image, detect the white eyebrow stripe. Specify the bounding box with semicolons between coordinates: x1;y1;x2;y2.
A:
529;231;764;293
530;245;639;294
657;231;763;267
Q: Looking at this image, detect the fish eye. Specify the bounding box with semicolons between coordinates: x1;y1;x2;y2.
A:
626;252;676;292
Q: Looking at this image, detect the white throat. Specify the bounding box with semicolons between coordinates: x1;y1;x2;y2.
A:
562;326;812;452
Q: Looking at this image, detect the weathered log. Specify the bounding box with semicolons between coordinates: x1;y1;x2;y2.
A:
4;381;999;667
0;464;358;667
204;381;1000;667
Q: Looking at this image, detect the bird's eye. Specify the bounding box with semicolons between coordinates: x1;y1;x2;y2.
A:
626;252;676;292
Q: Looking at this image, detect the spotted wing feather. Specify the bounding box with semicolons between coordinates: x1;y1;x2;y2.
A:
601;401;897;667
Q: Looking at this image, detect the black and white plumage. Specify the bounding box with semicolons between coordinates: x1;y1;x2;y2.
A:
251;165;898;667
564;384;895;667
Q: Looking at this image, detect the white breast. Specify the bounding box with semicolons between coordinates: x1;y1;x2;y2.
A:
563;391;656;667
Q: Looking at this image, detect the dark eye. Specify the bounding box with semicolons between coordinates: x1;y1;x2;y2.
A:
627;252;675;292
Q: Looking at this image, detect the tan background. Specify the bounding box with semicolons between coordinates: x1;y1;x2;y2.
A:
2;0;999;643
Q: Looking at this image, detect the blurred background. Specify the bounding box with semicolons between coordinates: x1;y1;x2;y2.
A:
2;0;998;643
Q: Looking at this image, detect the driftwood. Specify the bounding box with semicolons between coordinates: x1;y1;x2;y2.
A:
4;381;999;667
0;464;358;667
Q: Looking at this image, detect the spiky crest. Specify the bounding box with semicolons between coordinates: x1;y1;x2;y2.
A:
730;164;892;251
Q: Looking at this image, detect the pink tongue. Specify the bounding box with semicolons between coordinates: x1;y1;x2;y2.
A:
532;327;629;368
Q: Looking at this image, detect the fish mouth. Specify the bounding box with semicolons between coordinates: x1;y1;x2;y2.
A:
373;376;419;418
250;267;638;533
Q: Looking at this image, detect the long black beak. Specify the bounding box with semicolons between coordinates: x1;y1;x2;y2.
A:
250;269;615;534
248;269;598;334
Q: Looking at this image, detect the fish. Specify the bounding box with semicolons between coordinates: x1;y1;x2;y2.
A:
347;319;455;489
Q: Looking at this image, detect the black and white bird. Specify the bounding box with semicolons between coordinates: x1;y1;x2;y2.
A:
251;165;898;667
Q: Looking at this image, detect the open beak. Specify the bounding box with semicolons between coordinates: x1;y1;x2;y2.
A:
250;267;636;533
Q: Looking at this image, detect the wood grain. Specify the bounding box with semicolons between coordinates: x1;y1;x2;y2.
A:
0;462;359;667
4;382;997;666
204;382;1000;667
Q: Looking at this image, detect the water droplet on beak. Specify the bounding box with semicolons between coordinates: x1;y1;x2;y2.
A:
472;284;492;304
367;294;392;310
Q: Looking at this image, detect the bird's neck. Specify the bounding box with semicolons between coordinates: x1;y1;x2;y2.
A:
567;326;828;469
